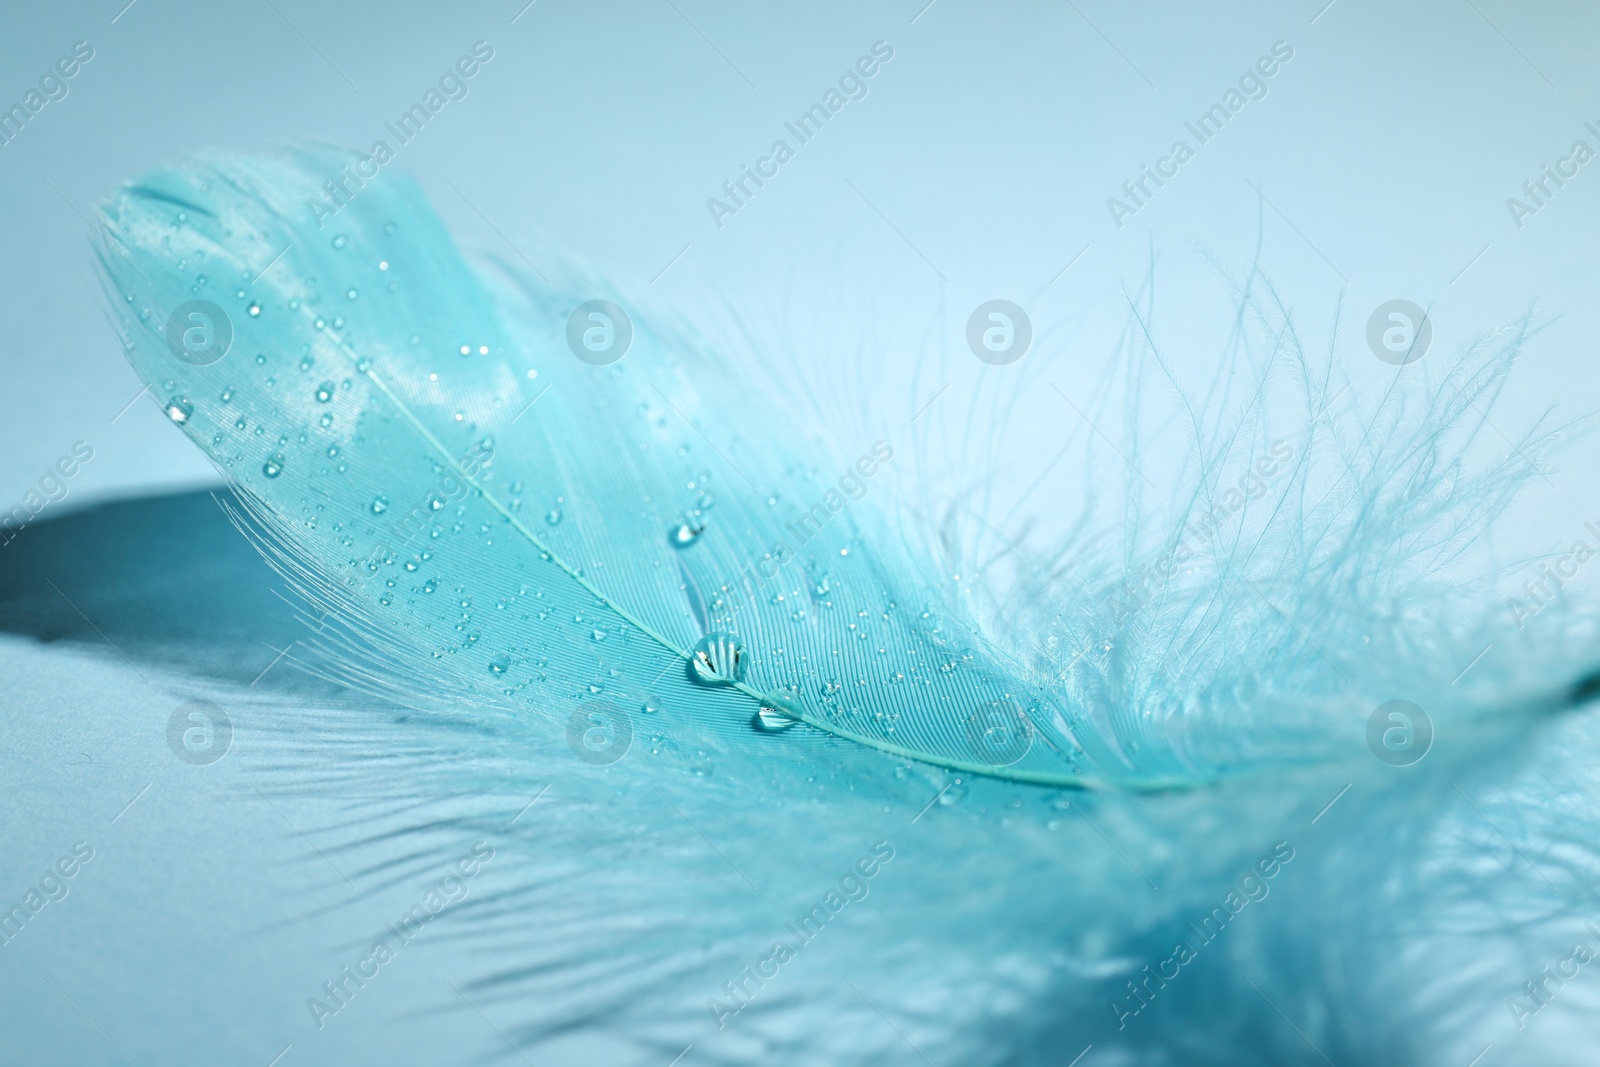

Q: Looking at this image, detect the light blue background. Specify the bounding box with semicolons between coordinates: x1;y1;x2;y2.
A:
2;1;1598;1063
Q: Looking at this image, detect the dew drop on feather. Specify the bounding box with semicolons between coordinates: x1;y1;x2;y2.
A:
690;633;745;686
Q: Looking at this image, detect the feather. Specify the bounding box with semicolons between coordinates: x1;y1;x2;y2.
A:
97;146;1126;789
90;147;1600;1065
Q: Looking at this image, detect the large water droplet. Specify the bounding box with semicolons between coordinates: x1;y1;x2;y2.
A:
164;396;193;424
670;522;702;548
262;454;284;478
315;381;335;403
371;495;388;514
689;633;744;686
488;655;510;675
753;707;796;731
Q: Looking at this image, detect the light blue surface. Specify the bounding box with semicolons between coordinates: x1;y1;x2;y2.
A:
4;2;1600;1064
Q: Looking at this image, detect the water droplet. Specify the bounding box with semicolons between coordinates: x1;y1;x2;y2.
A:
356;357;371;372
319;413;333;428
262;454;284;478
937;779;967;806
346;288;359;301
488;655;510;675
422;578;437;594
164;396;193;424
670;522;702;548
384;222;396;235
332;234;348;249
689;633;745;686
315;381;335;402
371;496;388;514
545;509;562;526
754;692;803;732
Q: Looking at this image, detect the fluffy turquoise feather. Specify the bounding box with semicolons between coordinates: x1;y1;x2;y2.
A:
89;147;1600;1064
